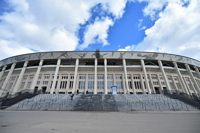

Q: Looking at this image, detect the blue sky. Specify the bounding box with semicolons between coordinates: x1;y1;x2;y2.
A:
83;2;154;50
0;0;200;60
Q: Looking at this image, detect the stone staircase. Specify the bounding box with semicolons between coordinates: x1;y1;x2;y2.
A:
73;94;117;111
6;94;199;111
74;94;103;111
115;94;199;111
102;95;118;111
6;94;80;111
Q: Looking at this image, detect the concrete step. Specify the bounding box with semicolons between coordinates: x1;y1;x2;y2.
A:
6;94;199;111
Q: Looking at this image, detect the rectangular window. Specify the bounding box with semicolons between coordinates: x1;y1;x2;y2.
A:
128;81;132;89
78;81;85;90
69;81;73;88
88;81;94;90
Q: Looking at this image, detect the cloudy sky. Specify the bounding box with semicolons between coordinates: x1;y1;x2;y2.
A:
0;0;200;60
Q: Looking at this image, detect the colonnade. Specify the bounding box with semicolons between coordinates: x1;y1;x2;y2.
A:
0;58;200;97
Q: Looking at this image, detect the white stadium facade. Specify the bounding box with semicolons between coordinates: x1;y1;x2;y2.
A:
0;51;200;98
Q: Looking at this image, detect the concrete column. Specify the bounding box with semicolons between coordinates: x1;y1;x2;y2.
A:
1;63;16;93
122;73;126;94
66;73;70;94
30;60;43;91
173;62;190;95
56;74;62;94
183;77;192;96
194;66;200;75
158;60;172;93
123;59;129;93
171;76;178;93
104;59;108;94
72;59;79;94
12;61;28;94
140;74;146;94
149;74;155;94
0;66;6;81
185;64;200;95
47;76;52;93
188;78;198;96
131;74;136;94
0;66;7;97
85;74;88;94
194;66;200;95
50;59;61;94
140;59;151;94
157;74;163;94
94;58;97;94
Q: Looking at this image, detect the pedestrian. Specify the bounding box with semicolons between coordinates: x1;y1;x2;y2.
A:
71;94;74;101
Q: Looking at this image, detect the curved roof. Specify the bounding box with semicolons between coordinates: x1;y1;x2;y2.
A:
0;51;200;67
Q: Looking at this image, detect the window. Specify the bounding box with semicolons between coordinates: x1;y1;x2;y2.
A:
43;81;48;85
97;74;104;90
79;75;86;79
88;81;94;90
78;81;85;90
128;81;132;89
44;75;50;79
69;81;73;88
37;81;40;85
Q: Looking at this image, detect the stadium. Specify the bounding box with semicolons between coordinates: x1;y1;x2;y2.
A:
0;51;200;111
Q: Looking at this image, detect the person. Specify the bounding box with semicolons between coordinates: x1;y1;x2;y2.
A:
71;94;74;101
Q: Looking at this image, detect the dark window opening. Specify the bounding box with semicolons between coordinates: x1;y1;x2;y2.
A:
61;59;76;65
107;59;122;65
189;65;196;71
144;60;158;66
97;59;104;65
43;59;57;65
126;59;141;65
0;66;3;71
162;60;174;67
5;64;12;70
27;60;40;67
79;59;94;65
15;61;25;68
177;62;186;69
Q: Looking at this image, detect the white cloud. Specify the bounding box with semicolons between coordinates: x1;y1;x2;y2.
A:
0;0;128;60
0;40;33;59
119;0;200;60
118;45;135;51
105;0;127;18
79;17;114;49
141;0;168;19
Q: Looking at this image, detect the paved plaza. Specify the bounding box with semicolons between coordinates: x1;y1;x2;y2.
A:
0;111;200;133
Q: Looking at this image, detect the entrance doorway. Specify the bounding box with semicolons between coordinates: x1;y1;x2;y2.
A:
34;87;38;94
163;87;167;94
154;87;160;94
111;86;117;95
42;86;47;94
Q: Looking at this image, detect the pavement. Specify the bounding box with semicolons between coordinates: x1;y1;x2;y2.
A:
0;111;200;133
